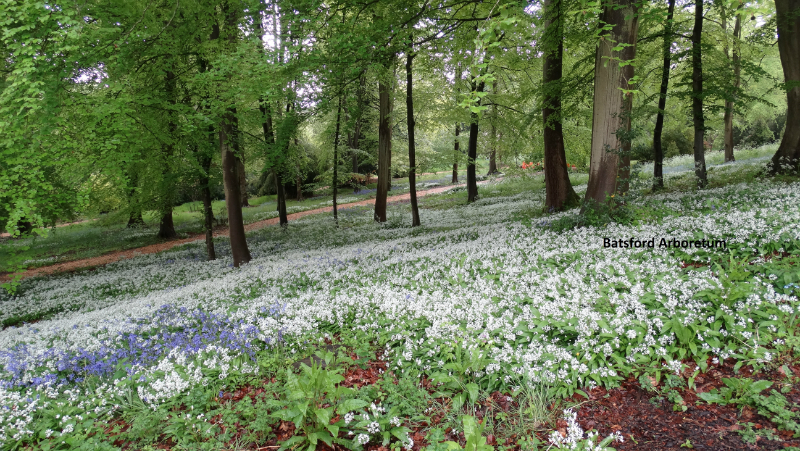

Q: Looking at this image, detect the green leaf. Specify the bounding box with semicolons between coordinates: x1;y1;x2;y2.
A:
336;399;368;415
466;383;480;405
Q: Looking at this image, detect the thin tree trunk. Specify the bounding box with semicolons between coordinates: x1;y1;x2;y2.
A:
692;0;708;187
653;0;676;189
275;171;288;225
374;72;393;222
295;175;303;201
260;98;287;226
543;0;579;210
406;52;421;227
467;78;485;203
351;72;366;187
158;70;178;239
723;4;742;163
199;134;216;261
584;0;639;205
453;124;459;183
333;94;342;223
488;80;498;175
770;0;800;174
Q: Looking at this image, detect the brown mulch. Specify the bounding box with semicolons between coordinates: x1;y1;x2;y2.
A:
573;359;800;450
1;182;480;283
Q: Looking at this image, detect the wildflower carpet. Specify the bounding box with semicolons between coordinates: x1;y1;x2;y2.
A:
1;152;800;450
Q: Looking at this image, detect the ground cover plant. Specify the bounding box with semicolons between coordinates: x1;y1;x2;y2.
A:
1;152;800;450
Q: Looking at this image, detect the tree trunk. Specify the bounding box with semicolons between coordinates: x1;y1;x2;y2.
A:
467;78;485;203
374;74;393;222
295;175;303;201
275;171;288;226
158;70;178;239
260;98;288;226
542;0;579;211
406;52;421;227
238;158;249;207
453;124;460;183
652;0;676;190
584;0;639;205
220;106;251;266
352;72;366;185
723;3;742;163
770;0;800;174
691;0;708;187
199;137;216;261
333;94;342;223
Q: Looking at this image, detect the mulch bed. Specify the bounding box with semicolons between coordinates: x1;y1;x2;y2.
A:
573;359;800;450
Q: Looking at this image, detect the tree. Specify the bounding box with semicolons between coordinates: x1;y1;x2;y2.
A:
769;0;800;174
691;0;708;187
218;2;251;267
542;0;579;210
722;0;743;162
406;50;421;227
584;0;639;205
652;0;676;189
374;63;395;223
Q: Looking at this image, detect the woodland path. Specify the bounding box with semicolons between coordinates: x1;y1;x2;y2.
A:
2;180;488;282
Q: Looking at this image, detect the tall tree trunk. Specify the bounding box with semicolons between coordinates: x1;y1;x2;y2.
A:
452;62;462;184
770;0;800;174
260;99;288;226
220;107;251;266
199;133;216;261
584;0;639;205
652;0;676;190
691;0;708;187
351;72;366;187
452;123;460;184
218;3;250;266
406;52;421;227
158;70;178;239
374;72;393;222
275;171;288;225
467;78;485;203
723;3;742;162
543;0;579;210
333;94;342;223
238;158;249;207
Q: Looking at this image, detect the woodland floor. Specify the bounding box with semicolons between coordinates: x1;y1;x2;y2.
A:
0;180;485;282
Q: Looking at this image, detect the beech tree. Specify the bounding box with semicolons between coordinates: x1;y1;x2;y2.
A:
770;0;800;174
542;0;579;211
584;0;639;205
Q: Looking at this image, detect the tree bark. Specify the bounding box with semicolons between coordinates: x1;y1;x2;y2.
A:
199;134;216;261
374;71;393;222
158;70;178;239
652;0;676;189
406;52;421;227
333;94;342;223
769;0;800;174
260;99;288;226
584;0;639;205
453;124;460;183
238;158;249;207
723;3;742;162
220;107;251;266
467;78;485;203
691;0;708;187
542;0;579;210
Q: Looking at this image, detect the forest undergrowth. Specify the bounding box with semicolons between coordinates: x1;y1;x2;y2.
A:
1;148;800;450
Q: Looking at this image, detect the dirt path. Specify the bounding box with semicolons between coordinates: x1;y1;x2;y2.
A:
2;182;473;282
